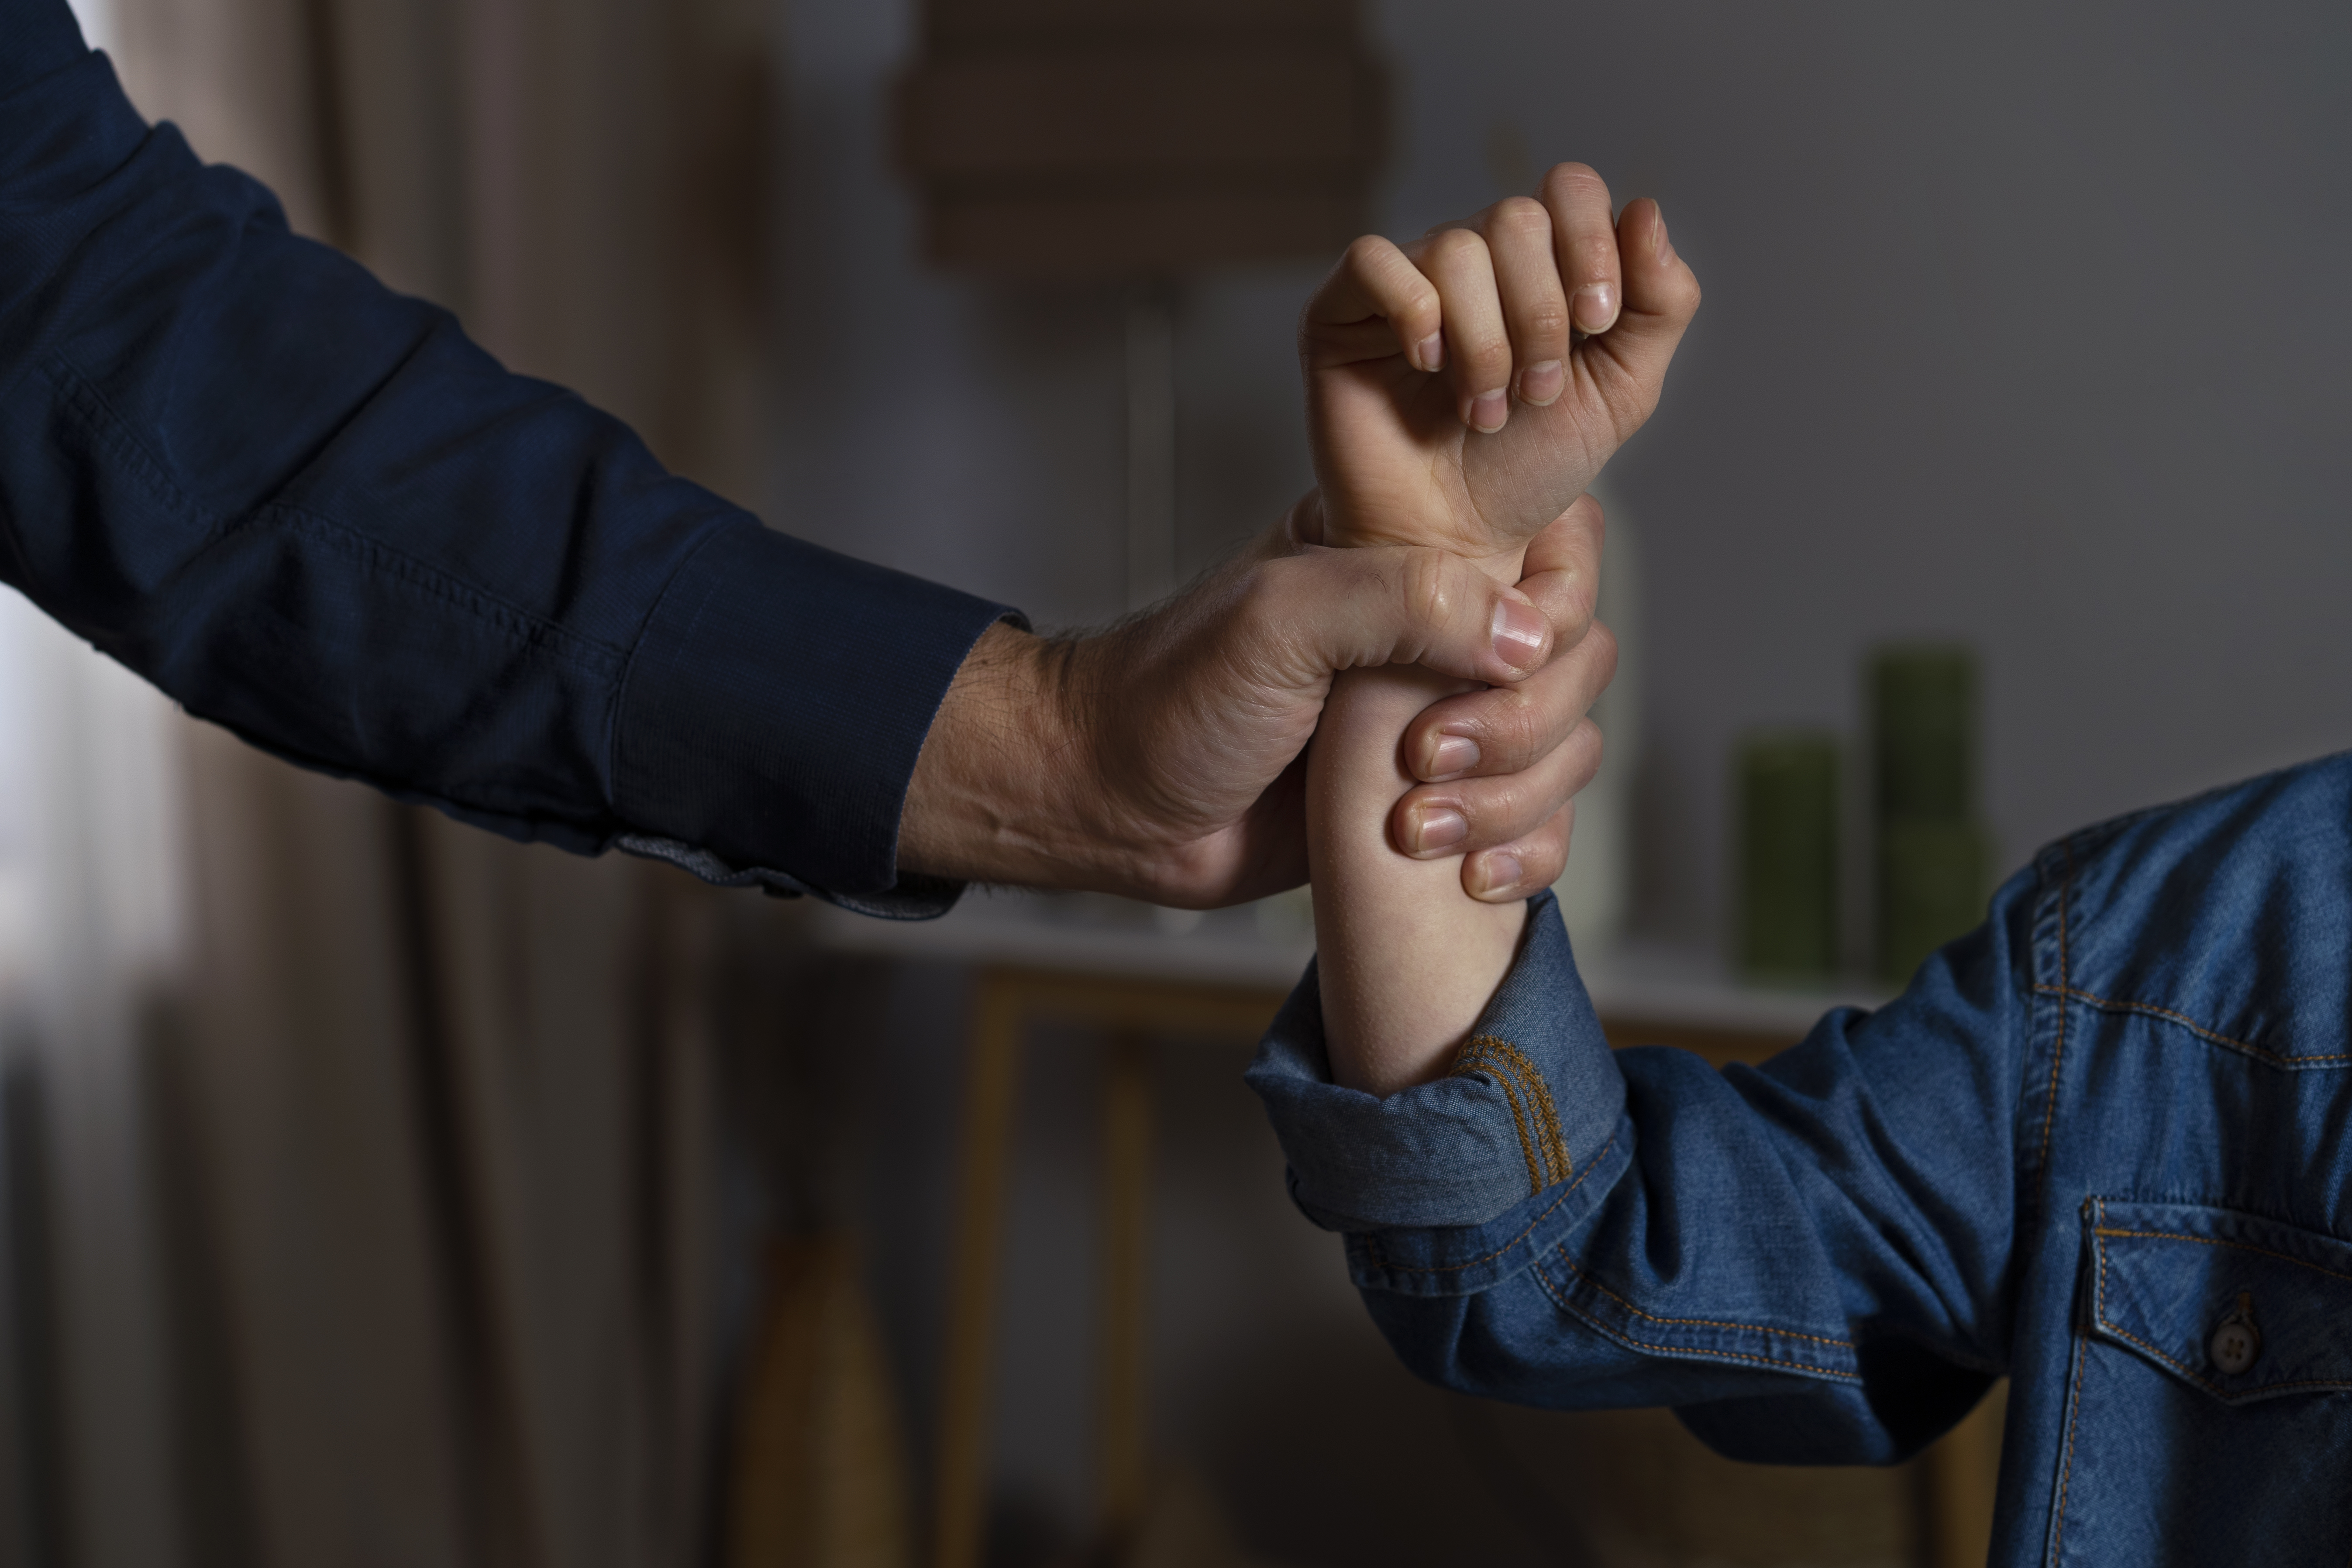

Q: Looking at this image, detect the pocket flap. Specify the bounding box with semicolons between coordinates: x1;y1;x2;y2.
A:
2086;1199;2352;1405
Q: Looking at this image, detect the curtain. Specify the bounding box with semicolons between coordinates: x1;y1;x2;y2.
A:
1;0;792;1564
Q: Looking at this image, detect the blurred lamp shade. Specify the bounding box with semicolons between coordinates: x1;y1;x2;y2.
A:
895;0;1386;280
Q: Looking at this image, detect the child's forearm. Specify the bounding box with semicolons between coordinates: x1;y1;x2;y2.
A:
1309;664;1529;1096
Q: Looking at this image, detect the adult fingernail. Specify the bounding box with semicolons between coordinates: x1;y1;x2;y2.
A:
1573;282;1619;334
1471;852;1526;900
1426;734;1481;777
1408;806;1468;855
1416;332;1444;372
1470;389;1508;432
1519;359;1564;406
1653;206;1674;263
1491;598;1547;671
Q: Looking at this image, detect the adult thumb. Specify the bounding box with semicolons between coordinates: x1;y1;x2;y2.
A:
1258;542;1555;691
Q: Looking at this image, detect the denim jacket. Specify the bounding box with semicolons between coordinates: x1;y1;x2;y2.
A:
1249;753;2352;1566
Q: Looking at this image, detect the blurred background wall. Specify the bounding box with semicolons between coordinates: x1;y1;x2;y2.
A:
2;1;2349;1567
766;0;2352;1558
781;0;2352;946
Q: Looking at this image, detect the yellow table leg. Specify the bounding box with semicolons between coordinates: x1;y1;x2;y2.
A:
930;971;1026;1568
1095;1030;1153;1542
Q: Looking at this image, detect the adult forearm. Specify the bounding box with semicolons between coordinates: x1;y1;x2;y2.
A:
2;28;1017;908
897;622;1095;890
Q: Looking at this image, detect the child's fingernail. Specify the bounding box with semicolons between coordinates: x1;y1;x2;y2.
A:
1470;852;1526;900
1469;389;1508;432
1426;735;1481;777
1491;598;1548;671
1408;806;1469;855
1416;332;1444;372
1519;359;1564;406
1573;283;1619;334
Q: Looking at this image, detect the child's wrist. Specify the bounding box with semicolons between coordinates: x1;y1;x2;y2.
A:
1308;492;1532;586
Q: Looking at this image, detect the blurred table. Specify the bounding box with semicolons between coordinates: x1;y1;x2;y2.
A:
809;893;2002;1568
811;887;1887;1052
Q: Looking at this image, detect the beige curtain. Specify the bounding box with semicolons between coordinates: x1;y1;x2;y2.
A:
34;1;784;1565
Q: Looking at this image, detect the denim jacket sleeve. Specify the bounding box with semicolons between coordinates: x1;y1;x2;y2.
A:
0;0;1012;917
1246;882;2035;1465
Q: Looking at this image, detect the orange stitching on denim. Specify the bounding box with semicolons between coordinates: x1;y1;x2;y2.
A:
1528;1248;1573;1313
2028;985;2352;1067
1453;1038;1546;1195
1449;1044;1543;1189
1546;1252;1856;1350
1360;1132;1620;1277
2049;1317;2089;1563
1476;1038;1571;1182
2083;1213;2352;1432
1452;1036;1571;1191
1465;1038;1548;1187
2093;1317;2352;1399
1528;1255;1863;1382
2092;1227;2352;1288
2035;841;2074;1211
2095;1196;2111;1348
1493;1069;1544;1193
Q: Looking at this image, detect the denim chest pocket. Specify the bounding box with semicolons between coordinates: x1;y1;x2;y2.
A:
2048;1200;2352;1566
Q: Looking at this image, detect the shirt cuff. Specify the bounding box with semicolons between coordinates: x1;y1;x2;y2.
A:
1245;890;1631;1241
612;517;1020;914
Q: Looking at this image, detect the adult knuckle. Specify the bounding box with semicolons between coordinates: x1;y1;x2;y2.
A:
1544;588;1596;646
1486;686;1542;760
1398;548;1453;638
1243;553;1305;625
1584;619;1621;681
1571;717;1607;778
1523;823;1568;875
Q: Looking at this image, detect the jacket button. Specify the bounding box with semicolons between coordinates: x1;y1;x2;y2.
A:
2209;1294;2261;1376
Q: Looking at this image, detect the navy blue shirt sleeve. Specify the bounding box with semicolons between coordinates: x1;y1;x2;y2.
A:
0;0;1015;917
1246;883;2036;1466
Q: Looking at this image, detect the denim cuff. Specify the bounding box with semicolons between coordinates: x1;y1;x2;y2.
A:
1245;891;1630;1241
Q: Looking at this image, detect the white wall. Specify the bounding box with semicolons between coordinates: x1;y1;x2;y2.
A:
773;0;2352;946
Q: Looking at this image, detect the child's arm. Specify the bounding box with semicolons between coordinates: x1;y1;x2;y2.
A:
1309;663;1531;1093
1299;168;1697;1092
